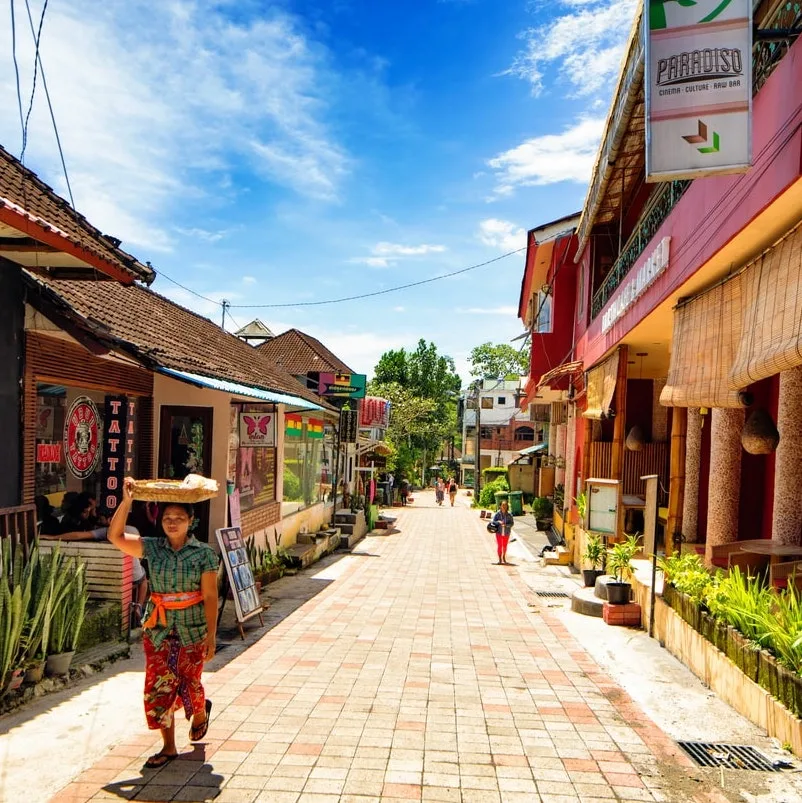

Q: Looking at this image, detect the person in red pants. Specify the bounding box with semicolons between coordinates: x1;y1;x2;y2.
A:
491;500;514;565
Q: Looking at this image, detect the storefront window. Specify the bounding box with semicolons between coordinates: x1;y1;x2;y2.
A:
282;416;335;516
231;403;277;512
35;383;140;516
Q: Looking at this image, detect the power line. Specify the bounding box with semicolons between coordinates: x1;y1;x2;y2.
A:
22;0;74;207
10;0;26;156
156;246;526;311
20;0;48;163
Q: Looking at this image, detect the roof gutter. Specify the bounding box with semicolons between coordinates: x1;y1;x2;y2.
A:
575;10;644;258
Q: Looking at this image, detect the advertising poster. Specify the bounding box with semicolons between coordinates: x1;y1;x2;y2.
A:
215;527;262;622
239;411;275;447
645;0;752;180
64;396;101;479
237;446;255;510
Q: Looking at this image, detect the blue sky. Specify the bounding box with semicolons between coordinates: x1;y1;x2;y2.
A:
1;0;637;379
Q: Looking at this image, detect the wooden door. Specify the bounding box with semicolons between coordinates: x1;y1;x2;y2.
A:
158;406;214;541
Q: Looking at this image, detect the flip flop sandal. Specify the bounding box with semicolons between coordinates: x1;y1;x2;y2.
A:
144;751;178;769
189;699;212;742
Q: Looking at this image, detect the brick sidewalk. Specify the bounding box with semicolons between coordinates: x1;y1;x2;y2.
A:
52;495;695;803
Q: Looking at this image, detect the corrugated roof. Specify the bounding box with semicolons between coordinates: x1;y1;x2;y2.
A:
0;146;153;283
25;274;329;408
257;328;354;375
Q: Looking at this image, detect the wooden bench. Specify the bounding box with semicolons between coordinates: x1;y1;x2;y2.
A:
39;542;133;636
726;550;769;579
770;560;802;590
709;540;764;569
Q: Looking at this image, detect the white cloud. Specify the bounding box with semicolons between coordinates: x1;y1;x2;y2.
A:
393;306;405;312
456;305;518;315
507;0;638;97
350;241;447;268
0;1;348;254
242;276;257;285
478;219;526;252
175;227;232;243
487;117;604;197
373;242;447;256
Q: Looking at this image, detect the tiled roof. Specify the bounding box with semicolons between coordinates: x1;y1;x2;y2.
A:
257;328;354;375
25;275;329;408
0;146;153;282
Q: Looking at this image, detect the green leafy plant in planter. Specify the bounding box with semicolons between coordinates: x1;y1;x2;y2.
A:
46;560;88;677
606;534;640;605
581;533;605;588
0;545;31;694
573;492;587;527
553;484;565;512
531;497;553;531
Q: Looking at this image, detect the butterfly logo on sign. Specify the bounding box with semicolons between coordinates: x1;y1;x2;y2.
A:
240;413;275;447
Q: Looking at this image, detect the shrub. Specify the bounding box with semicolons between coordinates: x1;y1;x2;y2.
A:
531;497;553;520
477;476;509;509
482;467;509;483
283;468;301;501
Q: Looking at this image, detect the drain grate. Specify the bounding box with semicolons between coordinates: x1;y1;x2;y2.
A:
677;742;778;771
534;590;570;599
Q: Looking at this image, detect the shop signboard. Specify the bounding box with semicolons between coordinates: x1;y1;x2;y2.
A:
64;396;101;479
124;398;136;475
36;443;62;463
645;0;752;181
340;409;358;443
359;396;391;429
101;396;128;512
215;527;263;624
239;411;275;447
318;372;367;399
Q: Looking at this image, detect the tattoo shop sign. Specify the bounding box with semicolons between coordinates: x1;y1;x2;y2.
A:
645;0;752;181
101;397;136;512
64;396;101;479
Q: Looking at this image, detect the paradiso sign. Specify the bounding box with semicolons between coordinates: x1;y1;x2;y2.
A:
601;237;671;334
645;0;752;180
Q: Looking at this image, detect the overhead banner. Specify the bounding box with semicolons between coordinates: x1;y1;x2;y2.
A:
645;0;752;181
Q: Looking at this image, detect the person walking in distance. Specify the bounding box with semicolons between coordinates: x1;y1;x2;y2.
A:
491;499;514;564
448;477;458;507
436;478;445;506
106;478;220;769
400;477;410;506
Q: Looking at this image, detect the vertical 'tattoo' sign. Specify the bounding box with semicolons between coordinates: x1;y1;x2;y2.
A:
102;396;128;512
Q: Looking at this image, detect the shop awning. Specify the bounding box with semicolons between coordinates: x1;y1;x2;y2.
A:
660;274;744;408
583;350;620;419
537;360;583;389
518;443;547;456
356;437;392;456
157;368;324;411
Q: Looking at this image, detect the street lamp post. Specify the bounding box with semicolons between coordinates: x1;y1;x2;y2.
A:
475;383;482;497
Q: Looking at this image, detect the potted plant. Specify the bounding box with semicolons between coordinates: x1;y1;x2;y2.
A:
582;533;604;587
606;535;640;605
532;497;553;531
574;492;587;528
45;561;87;677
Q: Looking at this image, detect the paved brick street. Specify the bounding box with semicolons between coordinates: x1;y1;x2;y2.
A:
51;494;700;803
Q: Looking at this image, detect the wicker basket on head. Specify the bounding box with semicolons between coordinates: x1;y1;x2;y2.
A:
131;478;220;503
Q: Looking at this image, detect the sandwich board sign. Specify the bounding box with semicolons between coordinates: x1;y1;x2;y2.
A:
645;0;752;181
215;527;263;638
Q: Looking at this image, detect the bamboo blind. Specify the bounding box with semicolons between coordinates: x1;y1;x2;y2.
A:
660;273;743;408
589;442;668;498
730;221;802;387
583;349;620;419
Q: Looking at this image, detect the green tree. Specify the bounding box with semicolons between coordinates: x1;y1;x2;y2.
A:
469;342;528;379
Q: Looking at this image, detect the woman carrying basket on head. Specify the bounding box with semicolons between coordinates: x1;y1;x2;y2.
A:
107;478;219;769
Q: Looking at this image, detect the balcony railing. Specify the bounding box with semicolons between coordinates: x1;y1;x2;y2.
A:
590;3;801;322
591;179;691;319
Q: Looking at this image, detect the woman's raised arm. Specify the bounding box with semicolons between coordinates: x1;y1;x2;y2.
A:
107;478;145;558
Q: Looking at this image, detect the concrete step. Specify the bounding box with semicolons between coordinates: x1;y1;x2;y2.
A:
571;587;604;618
334;513;357;524
296;528;341;545
543;545;572;566
339;531;365;550
286;543;316;569
338;523;355;535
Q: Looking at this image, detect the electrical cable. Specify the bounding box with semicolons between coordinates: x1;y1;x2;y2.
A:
20;0;48;163
10;0;26;156
157;246;526;310
22;0;74;207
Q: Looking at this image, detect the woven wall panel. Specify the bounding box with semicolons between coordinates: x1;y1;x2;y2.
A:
587;441;667;497
584;350;619;419
730;222;802;388
660;274;743;408
589;441;612;478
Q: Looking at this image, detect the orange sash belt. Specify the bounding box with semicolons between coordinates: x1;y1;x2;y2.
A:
143;591;204;629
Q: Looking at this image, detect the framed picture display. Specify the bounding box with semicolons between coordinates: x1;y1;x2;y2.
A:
215;527;263;626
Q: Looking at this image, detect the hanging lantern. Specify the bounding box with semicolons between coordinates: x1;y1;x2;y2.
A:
625;425;645;451
741;408;780;454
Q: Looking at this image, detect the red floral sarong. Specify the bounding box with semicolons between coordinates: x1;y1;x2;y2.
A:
143;633;206;730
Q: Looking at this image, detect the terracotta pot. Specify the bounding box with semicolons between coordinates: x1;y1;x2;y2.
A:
25;661;46;684
45;651;75;677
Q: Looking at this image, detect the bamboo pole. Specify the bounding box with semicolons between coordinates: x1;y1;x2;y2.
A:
666;406;687;557
611;345;628;481
581;412;592;496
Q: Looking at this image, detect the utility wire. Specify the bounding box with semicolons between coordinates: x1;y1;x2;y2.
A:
20;0;48;162
22;0;74;207
157;246;526;310
10;0;26;156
